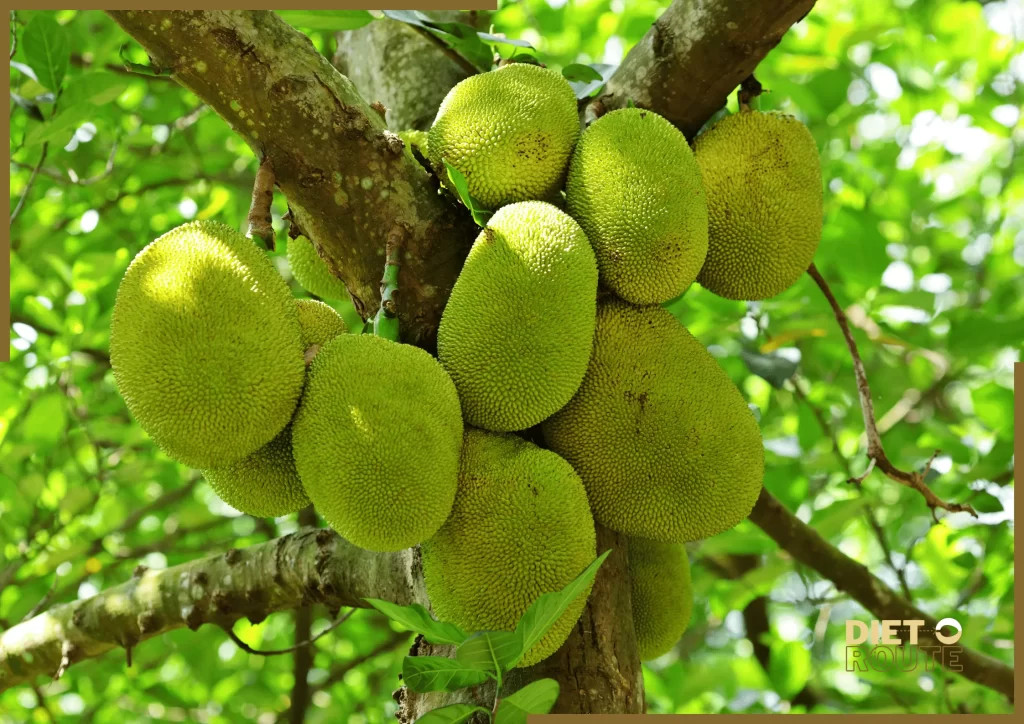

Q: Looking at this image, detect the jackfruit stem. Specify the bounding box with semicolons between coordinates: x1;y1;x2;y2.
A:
372;226;406;342
247;158;276;251
737;74;763;113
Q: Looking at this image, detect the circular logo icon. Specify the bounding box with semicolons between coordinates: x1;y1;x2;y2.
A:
935;618;962;645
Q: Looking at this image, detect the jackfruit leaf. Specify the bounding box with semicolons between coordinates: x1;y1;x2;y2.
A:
510;549;611;668
401;656;492;694
10;92;45;122
740;348;798;389
494;679;561;722
443;160;492;227
362;599;469;646
61;72;131;107
23;14;70;92
768;640;812;700
276;10;375;31
455;630;523;674
22;104;94;148
561;63;603;83
22;393;68;447
11;61;40;83
414;704;492;724
380;11;492;71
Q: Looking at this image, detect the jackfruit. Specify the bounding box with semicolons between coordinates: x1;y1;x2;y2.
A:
421;429;597;667
628;537;693;661
201;299;347;518
294;298;347;349
428;63;580;210
397;129;429;158
542;300;764;543
287;236;349;301
565;107;709;305
694;110;823;300
437;201;598;432
110;220;306;470
291;334;463;552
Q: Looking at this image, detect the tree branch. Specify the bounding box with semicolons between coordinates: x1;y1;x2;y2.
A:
0;528;424;692
107;10;476;349
807;263;978;519
748;487;1014;700
596;0;818;138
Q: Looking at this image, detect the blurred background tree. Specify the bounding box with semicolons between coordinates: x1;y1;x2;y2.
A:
5;0;1020;720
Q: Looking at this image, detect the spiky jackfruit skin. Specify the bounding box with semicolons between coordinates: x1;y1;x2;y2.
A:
421;429;597;668
292;334;463;552
428;63;580;210
294;299;347;348
565;108;709;305
202;425;308;517
437;202;598;432
110;220;306;470
628;537;693;661
542;300;764;543
694;110;823;300
201;300;347;518
287;236;349;301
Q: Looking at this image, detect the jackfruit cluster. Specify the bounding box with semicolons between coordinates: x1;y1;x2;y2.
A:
421;429;597;667
428;63;580;209
628;537;693;661
287;235;350;301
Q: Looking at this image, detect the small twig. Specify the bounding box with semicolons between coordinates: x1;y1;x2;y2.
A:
225;608;355;656
21;573;60;623
807;262;978;519
864;506;913;601
10;141;48;223
406;23;481;77
247;157;276;250
68;137;119;185
373;225;407;341
10;11;17;60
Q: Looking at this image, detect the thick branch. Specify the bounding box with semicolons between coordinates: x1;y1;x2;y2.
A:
0;528;423;692
597;0;817;138
107;10;476;348
749;488;1014;700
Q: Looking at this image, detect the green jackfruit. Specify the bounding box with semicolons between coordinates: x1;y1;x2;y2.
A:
542;300;764;543
628;537;693;661
110;220;306;470
437;201;598;432
201;299;347;518
292;334;463;552
694;110;823;300
288;236;349;300
565;107;709;305
397;129;429;158
295;298;347;349
421;429;597;668
428;63;580;210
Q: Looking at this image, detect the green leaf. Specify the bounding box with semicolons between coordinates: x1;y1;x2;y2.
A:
276;10;375;31
443;160;492;227
456;631;524;674
561;63;603;83
22;13;70;92
510;550;610;668
401;656;491;694
61;72;131;108
21;103;94;148
363;599;469;646
768;640;812;700
495;679;560;722
414;704;491;724
475;31;533;49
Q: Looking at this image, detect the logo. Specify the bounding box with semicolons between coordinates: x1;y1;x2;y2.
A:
844;618;964;673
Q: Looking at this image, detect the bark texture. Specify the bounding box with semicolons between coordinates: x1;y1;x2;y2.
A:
596;0;818;138
0;529;423;692
107;10;477;349
332;11;486;132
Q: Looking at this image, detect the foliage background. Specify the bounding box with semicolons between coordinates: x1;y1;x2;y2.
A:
5;0;1020;719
